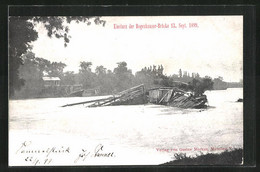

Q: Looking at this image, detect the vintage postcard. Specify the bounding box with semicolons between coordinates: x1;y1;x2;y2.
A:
9;15;243;166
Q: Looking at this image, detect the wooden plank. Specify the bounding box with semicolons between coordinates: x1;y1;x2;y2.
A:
120;89;143;100
88;97;117;107
61;97;112;107
117;84;144;95
123;91;143;101
158;90;171;104
88;92;131;107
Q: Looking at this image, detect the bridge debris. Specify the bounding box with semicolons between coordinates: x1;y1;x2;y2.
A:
62;84;208;109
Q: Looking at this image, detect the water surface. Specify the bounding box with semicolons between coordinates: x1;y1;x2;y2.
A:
9;88;243;165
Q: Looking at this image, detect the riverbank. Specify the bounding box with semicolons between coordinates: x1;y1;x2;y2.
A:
161;148;243;165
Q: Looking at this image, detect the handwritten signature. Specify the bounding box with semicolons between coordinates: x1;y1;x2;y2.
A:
74;144;115;163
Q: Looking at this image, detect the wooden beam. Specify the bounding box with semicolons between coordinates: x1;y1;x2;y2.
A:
158;90;171;104
61;97;112;107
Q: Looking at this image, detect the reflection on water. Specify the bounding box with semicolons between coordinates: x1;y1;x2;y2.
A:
9;88;243;164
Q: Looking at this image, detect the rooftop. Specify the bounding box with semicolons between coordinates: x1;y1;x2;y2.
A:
42;77;60;81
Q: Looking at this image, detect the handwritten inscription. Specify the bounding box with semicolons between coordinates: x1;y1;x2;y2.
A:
16;141;70;166
15;141;115;165
74;144;115;163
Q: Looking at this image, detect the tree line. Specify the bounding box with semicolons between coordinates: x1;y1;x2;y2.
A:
12;52;228;99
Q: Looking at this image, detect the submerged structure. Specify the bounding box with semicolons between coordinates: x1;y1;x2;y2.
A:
62;84;208;109
148;87;207;108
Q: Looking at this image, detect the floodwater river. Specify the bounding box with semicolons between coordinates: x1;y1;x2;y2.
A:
9;88;243;166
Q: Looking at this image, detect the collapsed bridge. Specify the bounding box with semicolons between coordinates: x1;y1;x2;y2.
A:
62;84;208;109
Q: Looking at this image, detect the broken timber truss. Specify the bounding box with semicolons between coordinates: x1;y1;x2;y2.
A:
62;84;146;108
61;84;208;109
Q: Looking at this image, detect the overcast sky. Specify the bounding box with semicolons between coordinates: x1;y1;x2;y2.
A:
31;16;243;82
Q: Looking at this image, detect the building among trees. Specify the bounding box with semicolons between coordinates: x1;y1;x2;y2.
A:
42;77;61;87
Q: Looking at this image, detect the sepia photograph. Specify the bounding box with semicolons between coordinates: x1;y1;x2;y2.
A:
8;15;243;166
